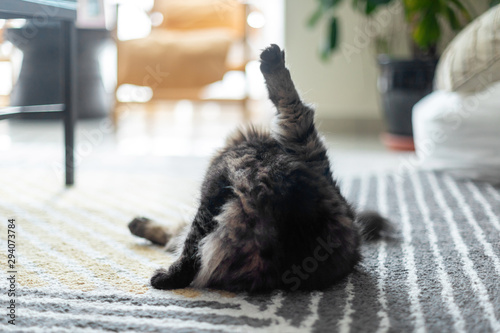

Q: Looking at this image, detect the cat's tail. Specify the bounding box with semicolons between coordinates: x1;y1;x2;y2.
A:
355;211;393;241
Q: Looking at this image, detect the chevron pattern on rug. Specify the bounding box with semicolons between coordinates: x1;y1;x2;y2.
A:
0;170;499;332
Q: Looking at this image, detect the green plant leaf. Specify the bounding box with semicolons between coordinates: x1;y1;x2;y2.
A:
320;38;332;61
449;0;472;21
412;13;440;50
370;0;394;5
328;16;339;51
319;0;342;10
404;0;429;11
364;0;393;15
308;6;324;27
320;46;331;61
445;6;461;30
490;0;500;7
365;0;377;14
308;0;343;28
319;16;338;61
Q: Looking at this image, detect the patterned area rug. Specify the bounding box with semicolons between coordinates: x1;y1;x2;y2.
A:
0;170;499;332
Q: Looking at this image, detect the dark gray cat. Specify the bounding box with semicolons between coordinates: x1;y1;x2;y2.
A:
129;44;389;292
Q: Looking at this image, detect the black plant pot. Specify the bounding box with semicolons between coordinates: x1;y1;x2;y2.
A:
377;55;437;150
6;22;115;119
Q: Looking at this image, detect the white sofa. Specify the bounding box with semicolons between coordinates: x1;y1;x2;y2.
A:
412;5;500;184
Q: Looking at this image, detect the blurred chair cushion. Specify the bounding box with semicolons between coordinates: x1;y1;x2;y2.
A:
152;0;245;38
435;5;500;93
117;29;232;90
413;82;500;183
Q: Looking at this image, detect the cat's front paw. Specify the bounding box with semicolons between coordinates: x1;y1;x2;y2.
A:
151;268;189;290
260;44;285;74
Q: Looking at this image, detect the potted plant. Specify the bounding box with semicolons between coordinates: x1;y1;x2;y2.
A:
308;0;476;150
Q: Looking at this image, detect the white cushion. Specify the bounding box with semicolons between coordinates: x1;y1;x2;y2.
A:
413;82;500;183
435;5;500;93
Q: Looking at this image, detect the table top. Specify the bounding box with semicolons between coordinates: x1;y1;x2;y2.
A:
0;0;77;20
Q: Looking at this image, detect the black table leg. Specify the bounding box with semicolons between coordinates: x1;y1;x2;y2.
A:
61;20;77;186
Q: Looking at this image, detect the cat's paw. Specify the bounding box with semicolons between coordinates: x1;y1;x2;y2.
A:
260;44;285;75
151;268;187;290
150;268;169;289
128;216;151;237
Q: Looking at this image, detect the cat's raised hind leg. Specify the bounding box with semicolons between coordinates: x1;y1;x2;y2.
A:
260;44;328;166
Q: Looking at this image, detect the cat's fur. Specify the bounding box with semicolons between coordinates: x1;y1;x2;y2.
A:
128;44;390;292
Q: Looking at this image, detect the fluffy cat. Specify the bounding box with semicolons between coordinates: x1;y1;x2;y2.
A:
128;44;389;292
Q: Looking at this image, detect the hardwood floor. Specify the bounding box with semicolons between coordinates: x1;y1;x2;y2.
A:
0;101;413;180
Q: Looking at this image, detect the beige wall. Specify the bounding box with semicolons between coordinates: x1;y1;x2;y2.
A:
284;0;491;121
285;0;382;120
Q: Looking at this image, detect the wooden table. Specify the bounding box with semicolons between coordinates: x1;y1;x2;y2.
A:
0;0;77;185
